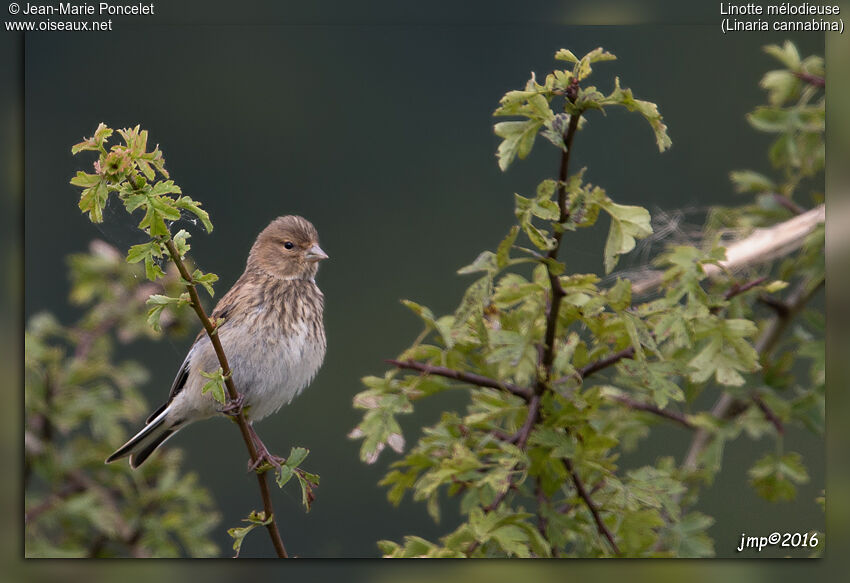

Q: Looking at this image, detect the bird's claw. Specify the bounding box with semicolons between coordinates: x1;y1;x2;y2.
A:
218;393;245;417
248;446;285;474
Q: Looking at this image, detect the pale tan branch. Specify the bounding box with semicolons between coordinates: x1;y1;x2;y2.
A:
632;204;824;296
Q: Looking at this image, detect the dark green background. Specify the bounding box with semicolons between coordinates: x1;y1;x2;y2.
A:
24;25;823;557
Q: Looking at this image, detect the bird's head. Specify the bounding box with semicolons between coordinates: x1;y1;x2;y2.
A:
247;215;328;280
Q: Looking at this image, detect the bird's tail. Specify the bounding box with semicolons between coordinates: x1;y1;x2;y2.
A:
105;406;180;468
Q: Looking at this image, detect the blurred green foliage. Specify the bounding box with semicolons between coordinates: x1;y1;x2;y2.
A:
25;240;219;557
351;45;824;557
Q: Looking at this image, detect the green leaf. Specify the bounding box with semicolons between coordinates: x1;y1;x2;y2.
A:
494;120;543;171
599;200;653;273
760;70;799;107
401;300;437;327
688;318;760;386
729;170;776;194
78;181;109;223
227;510;272;558
601;77;672;152
665;512;715;558
748;452;810;502
541;113;571;151
296;469;320;511
574;47;617;81
274;447;316;510
496;226;520;268
175;196;213;233
554;48;579;63
192;269;219;297
452;275;491;335
607;278;631;311
126;241;166;281
172;229;192;258
457;251;497;276
764;41;801;70
149;180;182;197
200;367;228;405
70;171;100;188
71;122;112;154
133;192;181;237
519;221;555;252
145;293;180;332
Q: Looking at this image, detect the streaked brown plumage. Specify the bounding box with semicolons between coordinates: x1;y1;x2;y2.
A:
107;215;328;468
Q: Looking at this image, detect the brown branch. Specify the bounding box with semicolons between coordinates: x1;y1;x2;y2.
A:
25;481;86;524
771;193;805;215
539;94;582;387
514;394;541;449
534;479;556;556
793;71;825;88
386;359;533;401
723;276;768;301
758;293;790;316
708;276;769;315
163;239;289;559
682;277;823;471
466;478;518;555
752;393;785;434
578;346;636;379
563;457;620;555
611;395;695;430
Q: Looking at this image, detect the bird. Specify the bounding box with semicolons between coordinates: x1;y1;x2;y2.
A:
106;215;328;468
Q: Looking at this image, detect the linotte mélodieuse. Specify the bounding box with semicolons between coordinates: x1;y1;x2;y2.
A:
720;2;839;16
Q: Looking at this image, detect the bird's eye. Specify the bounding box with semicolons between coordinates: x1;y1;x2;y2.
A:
284;241;294;250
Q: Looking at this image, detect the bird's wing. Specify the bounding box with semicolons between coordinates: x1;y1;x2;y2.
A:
144;274;252;424
145;349;193;424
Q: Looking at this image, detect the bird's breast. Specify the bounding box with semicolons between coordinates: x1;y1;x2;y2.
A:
226;304;326;422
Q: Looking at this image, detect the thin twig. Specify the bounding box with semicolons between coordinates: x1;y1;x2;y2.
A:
564;275;767;383
465;478;518;555
723;276;769;301
514;394;541;449
681;277;823;471
771;193;805;215
563;457;620;555
577;346;636;379
163;239;288;558
752;393;785;434
24;481;86;524
611;395;695;430
793;71;825;88
539;95;582;387
534;479;556;556
386;359;532;401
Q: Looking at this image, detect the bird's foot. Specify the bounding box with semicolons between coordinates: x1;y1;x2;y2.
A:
245;423;284;474
218;393;245;417
248;442;285;474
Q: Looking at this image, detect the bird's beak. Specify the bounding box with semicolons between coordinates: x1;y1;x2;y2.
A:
305;244;329;262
